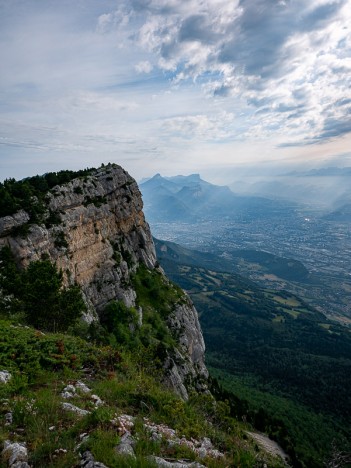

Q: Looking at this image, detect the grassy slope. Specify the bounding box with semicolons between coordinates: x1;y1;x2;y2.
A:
0;319;285;468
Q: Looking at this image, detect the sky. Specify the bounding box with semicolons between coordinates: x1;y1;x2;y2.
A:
0;0;351;184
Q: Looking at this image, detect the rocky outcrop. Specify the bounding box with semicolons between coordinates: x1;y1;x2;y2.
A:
0;165;156;314
165;303;208;399
0;164;208;398
2;441;30;468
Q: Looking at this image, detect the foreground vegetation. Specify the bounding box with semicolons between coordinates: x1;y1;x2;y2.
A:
0;320;286;467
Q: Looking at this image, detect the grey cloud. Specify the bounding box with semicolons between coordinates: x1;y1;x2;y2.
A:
300;1;345;32
179;14;219;44
130;0;177;14
317;117;351;140
218;0;295;76
279;115;351;147
335;98;351;107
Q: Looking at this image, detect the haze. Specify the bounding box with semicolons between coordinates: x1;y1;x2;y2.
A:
0;0;350;184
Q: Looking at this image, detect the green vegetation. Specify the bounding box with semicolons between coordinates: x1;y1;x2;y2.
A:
83;195;107;208
0;247;85;332
0;168;96;222
132;264;184;319
53;231;68;249
159;258;351;468
231;250;309;282
0;319;284;467
209;369;350;468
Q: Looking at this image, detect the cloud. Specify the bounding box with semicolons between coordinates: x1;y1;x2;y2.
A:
0;0;350;181
135;61;153;73
115;0;351;145
161;111;235;140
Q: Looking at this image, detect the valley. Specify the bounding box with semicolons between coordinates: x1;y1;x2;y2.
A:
155;239;351;467
140;172;351;466
141;173;351;324
149;212;351;323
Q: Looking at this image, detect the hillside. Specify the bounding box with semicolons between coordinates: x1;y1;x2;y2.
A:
1;320;288;468
155;239;351;467
0;165;288;467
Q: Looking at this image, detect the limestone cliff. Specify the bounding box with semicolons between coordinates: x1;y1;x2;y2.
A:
0;164;208;398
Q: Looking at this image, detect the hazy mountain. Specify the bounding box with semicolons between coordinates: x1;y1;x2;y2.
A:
229;167;351;208
283;166;351;177
140;173;296;223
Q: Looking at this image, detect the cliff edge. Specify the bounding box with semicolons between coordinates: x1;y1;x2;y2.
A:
0;164;208;399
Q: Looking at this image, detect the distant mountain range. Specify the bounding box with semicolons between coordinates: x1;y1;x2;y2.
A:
282;166;351;177
140;173;295;223
230;167;351;208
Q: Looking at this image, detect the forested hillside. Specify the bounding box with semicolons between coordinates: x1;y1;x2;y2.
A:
156;239;351;467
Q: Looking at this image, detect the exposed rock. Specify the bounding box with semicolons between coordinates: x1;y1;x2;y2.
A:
4;412;13;426
166;303;208;399
61;381;94;401
111;414;135;435
75;433;90;451
0;210;30;237
80;450;108;468
0;371;12;384
0;165;156;313
114;431;136;458
2;441;29;467
61;402;90;416
143;418;224;460
148;456;206;468
76;381;92;394
90;394;103;407
61;383;76;399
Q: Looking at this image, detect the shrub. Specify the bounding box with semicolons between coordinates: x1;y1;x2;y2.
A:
0;247;86;332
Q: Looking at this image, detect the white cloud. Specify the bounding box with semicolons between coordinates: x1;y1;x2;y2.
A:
135;61;153;73
0;0;350;181
161;111;235;140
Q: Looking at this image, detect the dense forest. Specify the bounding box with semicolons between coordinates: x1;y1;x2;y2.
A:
157;250;351;467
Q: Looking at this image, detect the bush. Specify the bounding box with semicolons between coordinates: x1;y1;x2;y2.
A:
0;247;86;332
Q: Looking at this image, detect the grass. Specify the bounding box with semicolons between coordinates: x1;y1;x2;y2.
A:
0;319;286;468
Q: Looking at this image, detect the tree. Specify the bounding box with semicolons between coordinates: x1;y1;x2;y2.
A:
0;247;86;332
22;259;86;332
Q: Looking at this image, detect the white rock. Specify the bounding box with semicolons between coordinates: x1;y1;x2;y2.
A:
115;432;136;458
91;394;103;407
2;441;28;466
148;456;206;468
76;381;91;394
61;402;90;416
5;412;13;426
61;391;75;399
0;371;12;384
201;437;212;450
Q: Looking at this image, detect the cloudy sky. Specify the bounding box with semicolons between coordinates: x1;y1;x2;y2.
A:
0;0;350;183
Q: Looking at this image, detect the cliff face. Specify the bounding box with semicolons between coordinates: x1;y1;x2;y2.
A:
0;164;208;398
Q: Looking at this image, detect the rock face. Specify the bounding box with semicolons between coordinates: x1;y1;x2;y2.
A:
0;164;208;397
